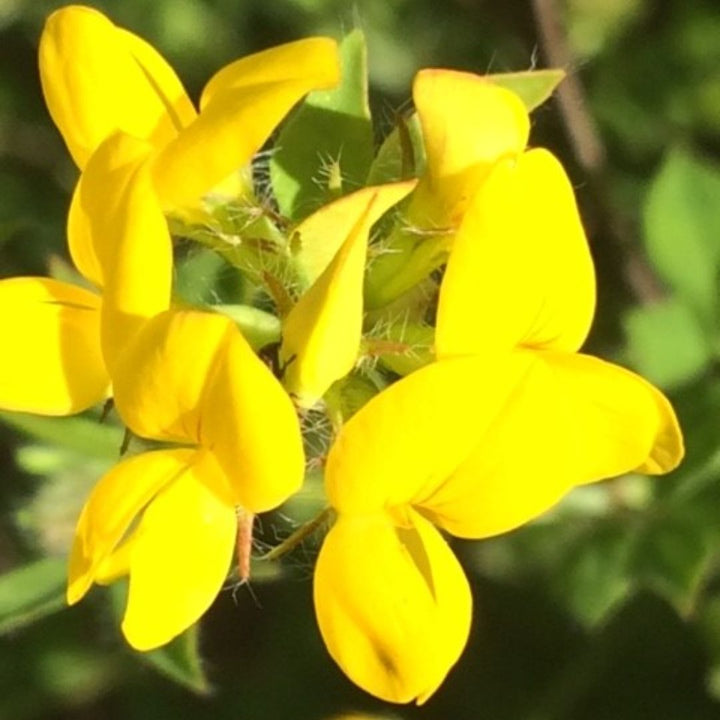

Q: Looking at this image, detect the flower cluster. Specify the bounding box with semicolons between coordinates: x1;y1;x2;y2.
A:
0;5;683;705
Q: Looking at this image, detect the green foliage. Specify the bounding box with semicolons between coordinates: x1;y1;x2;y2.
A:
0;411;121;460
270;29;374;221
643;146;720;328
624;297;712;388
143;627;211;696
0;557;68;634
109;583;211;695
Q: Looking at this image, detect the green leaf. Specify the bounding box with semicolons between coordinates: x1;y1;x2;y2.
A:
630;512;713;614
0;411;122;460
109;582;211;695
643;146;720;325
552;521;634;626
623;297;713;389
488;69;565;110
0;556;68;634
270;29;374;220
546;592;718;719
143;625;211;695
366;113;426;185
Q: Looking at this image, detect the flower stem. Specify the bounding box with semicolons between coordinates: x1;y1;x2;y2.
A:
261;507;334;561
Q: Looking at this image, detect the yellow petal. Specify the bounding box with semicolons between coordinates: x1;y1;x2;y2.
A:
152;76;339;210
68;448;197;604
200;37;340;109
39;6;193;168
325;353;535;514
116;27;197;130
93;532;136;585
72;132;157;288
98;157;173;367
201;323;305;512
280;192;388;407
420;350;684;539
112;310;232;444
314;511;471;704
67;177;101;287
74;132;172;365
436;148;596;358
0;277;108;415
292;180;417;287
112;308;304;510
121;453;237;650
410;68;530;225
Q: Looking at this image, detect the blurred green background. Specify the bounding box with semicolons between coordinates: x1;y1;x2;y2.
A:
2;0;720;718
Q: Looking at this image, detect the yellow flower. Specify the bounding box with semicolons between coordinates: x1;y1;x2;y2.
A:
365;68;529;307
0;6;339;415
409;68;530;228
40;5;340;211
314;133;683;703
0;132;171;414
68;309;305;650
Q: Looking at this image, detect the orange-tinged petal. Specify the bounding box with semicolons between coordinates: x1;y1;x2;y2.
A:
39;6;192;168
324;353;535;514
67;448;197;604
153;78;337;210
420;350;684;539
200;37;340;109
292;180;417;287
280;192;382;407
436;149;595;358
0;277;108;415
314;510;471;704
112;310;232;444
121;453;236;650
410;68;529;224
201;324;305;512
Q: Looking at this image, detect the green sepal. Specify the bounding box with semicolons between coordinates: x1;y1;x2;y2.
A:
487;69;566;110
324;371;381;423
270;29;374;221
363;321;435;376
366;113;426;185
0;556;68;634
